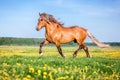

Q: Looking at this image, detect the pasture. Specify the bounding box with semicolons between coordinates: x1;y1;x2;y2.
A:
0;46;120;80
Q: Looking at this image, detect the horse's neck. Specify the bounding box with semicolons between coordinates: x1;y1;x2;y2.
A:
45;23;58;34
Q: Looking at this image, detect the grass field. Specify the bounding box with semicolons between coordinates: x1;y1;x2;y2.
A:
0;46;120;80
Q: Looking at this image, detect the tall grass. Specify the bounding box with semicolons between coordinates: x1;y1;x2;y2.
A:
0;46;120;80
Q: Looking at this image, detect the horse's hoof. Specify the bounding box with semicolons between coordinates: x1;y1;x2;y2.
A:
87;55;92;58
73;56;76;58
63;56;65;58
62;55;66;58
89;55;92;58
64;55;66;57
73;54;77;58
40;53;43;56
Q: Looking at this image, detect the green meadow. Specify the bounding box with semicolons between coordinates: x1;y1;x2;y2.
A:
0;46;120;80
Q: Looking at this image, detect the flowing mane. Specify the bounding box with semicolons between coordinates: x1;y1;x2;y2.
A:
40;13;64;26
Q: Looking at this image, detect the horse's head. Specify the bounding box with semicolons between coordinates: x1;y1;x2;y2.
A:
36;13;50;31
36;13;63;31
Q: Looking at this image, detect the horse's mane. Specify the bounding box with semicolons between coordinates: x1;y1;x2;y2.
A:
40;13;64;26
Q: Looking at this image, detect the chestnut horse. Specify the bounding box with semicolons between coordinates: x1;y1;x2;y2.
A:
36;13;110;58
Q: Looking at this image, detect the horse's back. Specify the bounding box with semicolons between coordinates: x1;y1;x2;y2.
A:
60;26;87;43
71;26;87;31
62;25;87;31
70;26;88;44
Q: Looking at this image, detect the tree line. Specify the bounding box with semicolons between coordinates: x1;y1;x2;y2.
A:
0;37;120;46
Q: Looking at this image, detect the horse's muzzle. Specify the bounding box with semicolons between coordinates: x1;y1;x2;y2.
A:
36;27;40;31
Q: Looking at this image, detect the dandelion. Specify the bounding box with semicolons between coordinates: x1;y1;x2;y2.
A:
37;70;41;75
65;66;68;69
93;71;97;74
104;76;109;80
53;69;57;73
43;75;47;79
43;72;47;75
23;75;31;80
4;72;9;77
106;66;111;68
48;72;52;76
50;78;54;80
65;71;69;74
70;76;74;80
87;75;92;79
27;75;31;79
23;77;29;80
65;76;69;79
43;66;47;70
48;72;53;80
96;62;99;65
85;66;88;72
57;76;65;80
16;63;21;66
29;67;34;73
58;67;61;71
82;74;86;80
3;63;8;66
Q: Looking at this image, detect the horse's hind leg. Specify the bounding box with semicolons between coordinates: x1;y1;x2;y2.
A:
82;44;91;58
39;39;49;56
73;44;91;58
73;46;82;58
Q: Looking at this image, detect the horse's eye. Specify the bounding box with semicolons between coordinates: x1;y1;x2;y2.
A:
40;19;43;21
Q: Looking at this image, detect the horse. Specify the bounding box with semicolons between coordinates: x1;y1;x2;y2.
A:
36;13;110;58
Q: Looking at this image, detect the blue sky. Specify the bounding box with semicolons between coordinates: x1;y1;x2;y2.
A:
0;0;120;42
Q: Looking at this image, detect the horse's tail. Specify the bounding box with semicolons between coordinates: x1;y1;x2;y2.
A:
87;30;110;48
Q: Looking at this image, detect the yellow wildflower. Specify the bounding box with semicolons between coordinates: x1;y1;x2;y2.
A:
29;67;34;73
106;66;111;68
23;77;28;80
93;71;97;74
65;66;68;69
43;72;47;75
43;66;47;70
85;66;88;72
27;75;31;79
43;75;47;79
70;76;74;79
37;70;41;75
49;72;53;80
16;63;21;66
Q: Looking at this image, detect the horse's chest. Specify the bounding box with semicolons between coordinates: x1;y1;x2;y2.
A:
45;31;61;43
45;33;54;42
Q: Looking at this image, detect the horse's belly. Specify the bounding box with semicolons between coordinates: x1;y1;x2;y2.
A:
60;34;75;43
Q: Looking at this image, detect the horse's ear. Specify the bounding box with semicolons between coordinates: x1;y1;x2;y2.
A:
39;13;41;16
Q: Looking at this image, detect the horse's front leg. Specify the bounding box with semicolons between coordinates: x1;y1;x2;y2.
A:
39;39;49;56
56;44;65;58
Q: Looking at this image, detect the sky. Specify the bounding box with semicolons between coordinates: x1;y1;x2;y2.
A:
0;0;120;42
